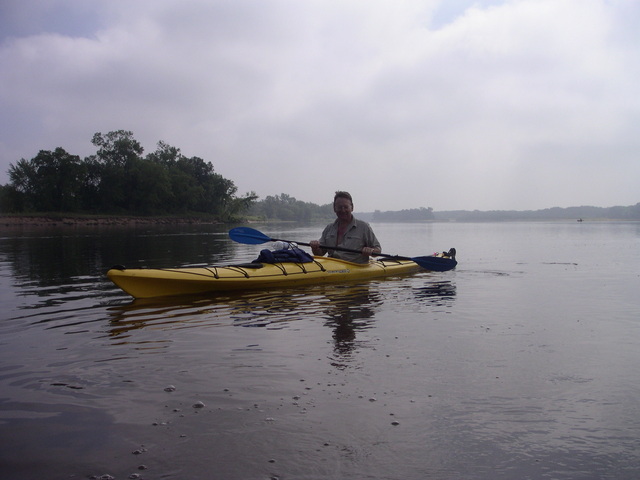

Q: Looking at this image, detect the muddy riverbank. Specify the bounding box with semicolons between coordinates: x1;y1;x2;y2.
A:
0;214;220;227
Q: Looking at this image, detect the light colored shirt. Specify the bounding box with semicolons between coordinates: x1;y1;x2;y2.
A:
319;217;381;264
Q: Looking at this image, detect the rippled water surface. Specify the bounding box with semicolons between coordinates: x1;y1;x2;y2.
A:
1;221;639;479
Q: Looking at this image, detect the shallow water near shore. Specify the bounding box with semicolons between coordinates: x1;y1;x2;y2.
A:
1;221;639;479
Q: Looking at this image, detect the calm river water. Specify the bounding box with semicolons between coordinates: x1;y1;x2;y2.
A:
1;221;639;480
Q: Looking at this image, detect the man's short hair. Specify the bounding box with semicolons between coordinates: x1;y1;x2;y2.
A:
334;191;353;206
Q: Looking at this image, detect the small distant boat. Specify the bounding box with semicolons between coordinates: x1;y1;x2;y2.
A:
577;218;583;222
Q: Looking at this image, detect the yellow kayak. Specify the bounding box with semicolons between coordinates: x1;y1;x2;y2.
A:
107;256;424;299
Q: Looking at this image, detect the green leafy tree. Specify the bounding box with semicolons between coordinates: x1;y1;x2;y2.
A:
79;156;103;211
146;141;181;167
144;140;257;216
128;159;173;214
0;184;23;212
3;130;258;219
220;191;259;221
91;130;144;212
249;194;332;221
92;130;144;168
147;141;197;213
6;158;35;210
8;148;84;211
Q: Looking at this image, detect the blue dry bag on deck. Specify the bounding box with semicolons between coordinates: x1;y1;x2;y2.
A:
253;247;314;264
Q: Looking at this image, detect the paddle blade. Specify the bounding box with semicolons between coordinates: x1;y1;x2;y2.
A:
228;227;272;245
411;256;457;272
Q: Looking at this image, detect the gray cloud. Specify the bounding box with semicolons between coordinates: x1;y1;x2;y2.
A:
1;0;638;211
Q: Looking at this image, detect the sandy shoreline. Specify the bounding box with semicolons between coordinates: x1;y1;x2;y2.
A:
0;215;220;227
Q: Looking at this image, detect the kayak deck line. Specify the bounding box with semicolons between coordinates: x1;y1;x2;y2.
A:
107;255;452;299
113;257;332;280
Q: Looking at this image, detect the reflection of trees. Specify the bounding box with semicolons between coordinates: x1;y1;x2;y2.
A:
0;225;234;289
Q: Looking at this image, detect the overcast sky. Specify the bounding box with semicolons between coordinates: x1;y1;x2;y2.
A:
1;0;638;212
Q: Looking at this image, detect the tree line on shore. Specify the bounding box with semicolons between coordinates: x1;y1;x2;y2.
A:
430;204;640;221
246;197;438;222
0;130;257;220
1;131;638;222
250;201;640;222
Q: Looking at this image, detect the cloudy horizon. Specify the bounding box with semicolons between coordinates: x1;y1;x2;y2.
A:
1;0;639;212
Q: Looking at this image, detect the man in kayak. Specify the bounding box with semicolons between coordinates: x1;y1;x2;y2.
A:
309;191;381;264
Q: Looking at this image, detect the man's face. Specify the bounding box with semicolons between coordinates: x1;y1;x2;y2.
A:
334;197;353;221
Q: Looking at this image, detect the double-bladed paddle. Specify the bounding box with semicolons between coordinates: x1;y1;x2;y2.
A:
228;227;457;272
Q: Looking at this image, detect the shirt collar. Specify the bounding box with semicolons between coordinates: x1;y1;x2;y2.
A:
333;216;357;229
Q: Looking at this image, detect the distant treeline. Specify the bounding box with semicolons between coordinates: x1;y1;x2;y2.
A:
0;130;257;220
432;204;640;221
2;133;638;223
248;199;438;222
247;193;334;222
371;207;435;222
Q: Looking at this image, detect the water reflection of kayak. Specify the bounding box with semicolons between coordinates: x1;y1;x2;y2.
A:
107;256;450;299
